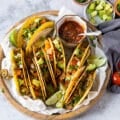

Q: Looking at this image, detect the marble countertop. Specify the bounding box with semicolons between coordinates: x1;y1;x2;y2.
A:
0;0;120;120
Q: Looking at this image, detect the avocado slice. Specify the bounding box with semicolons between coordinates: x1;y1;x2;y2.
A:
18;79;24;86
37;58;44;65
87;57;106;68
32;79;40;87
9;29;17;47
88;55;100;60
57;61;64;70
53;38;62;52
95;58;106;67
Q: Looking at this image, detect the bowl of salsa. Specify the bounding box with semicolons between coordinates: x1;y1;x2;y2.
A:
56;15;87;47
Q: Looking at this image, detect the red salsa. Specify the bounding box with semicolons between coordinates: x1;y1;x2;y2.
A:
59;21;84;43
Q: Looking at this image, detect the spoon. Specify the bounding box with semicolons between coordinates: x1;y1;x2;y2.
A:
78;30;102;36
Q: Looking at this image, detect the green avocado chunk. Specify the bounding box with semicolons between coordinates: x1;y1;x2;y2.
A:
53;38;62;52
88;2;96;10
32;79;40;87
57;61;64;70
37;58;44;65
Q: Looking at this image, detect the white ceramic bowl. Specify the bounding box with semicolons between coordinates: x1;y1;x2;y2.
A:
85;0;115;26
56;15;87;47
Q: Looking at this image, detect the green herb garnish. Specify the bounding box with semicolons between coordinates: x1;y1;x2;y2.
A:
69;65;78;70
74;48;82;58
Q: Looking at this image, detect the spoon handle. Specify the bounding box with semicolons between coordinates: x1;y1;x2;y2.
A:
78;31;102;36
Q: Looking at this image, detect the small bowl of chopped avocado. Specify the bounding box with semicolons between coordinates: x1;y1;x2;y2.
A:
86;0;115;26
74;0;91;5
114;0;120;16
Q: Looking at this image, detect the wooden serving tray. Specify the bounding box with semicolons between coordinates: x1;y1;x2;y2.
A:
0;10;111;120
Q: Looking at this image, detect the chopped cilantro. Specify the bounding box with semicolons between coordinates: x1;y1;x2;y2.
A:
69;65;78;70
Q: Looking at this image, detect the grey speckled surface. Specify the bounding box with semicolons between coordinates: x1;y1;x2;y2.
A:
0;0;120;120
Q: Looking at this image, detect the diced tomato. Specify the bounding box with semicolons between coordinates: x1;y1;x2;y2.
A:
65;81;69;88
41;19;47;24
45;40;51;51
35;91;40;97
33;72;38;77
71;58;78;66
15;69;22;76
49;54;53;60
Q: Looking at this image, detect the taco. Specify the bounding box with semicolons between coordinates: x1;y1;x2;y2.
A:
63;67;86;104
52;37;66;79
44;38;56;73
64;70;96;109
63;40;91;103
33;47;57;98
65;40;90;81
10;48;29;96
43;38;57;88
25;53;47;100
17;16;54;48
22;58;37;99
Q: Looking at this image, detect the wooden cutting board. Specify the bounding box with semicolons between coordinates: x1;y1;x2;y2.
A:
0;10;111;120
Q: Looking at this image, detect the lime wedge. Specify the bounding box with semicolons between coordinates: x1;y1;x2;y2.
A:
45;91;62;105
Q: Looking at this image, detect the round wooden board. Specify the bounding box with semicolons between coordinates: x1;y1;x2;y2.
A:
0;10;111;120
